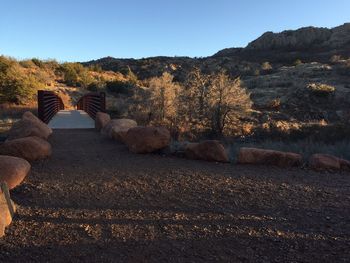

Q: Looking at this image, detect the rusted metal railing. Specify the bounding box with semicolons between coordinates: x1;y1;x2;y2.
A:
76;92;106;119
37;90;64;123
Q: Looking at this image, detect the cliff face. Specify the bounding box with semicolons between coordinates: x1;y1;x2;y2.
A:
246;23;350;51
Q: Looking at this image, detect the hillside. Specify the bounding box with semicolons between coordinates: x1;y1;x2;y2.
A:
1;23;350;140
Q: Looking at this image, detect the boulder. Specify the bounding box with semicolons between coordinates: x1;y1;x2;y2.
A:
111;119;138;142
124;126;170;153
95;112;111;131
185;140;229;163
0;184;16;237
22;111;52;136
0;156;30;189
101;119;137;139
238;147;302;167
7;112;52;141
309;154;350;171
0;136;52;162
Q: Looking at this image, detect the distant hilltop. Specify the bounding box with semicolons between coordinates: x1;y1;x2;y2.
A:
246;23;350;51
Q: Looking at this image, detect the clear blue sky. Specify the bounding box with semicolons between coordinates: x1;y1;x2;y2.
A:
0;0;349;62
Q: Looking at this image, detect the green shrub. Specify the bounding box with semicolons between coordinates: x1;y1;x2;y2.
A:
106;80;134;95
87;81;105;92
31;58;44;68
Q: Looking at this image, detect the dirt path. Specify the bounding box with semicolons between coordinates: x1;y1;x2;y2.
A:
1;129;349;262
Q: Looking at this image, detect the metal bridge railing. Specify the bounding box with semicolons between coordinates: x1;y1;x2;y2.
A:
37;90;64;123
76;92;106;119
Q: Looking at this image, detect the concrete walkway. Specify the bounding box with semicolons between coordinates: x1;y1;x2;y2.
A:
48;110;94;129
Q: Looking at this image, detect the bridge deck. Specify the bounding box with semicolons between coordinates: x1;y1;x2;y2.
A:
48;110;94;129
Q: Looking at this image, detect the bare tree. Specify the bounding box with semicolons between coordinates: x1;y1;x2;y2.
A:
208;71;252;135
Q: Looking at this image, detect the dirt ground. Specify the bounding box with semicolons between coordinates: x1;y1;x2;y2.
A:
0;129;349;262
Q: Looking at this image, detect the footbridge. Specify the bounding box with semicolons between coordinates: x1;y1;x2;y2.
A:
37;90;106;129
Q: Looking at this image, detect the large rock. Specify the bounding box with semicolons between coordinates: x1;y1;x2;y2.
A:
95;112;111;131
309;154;350;171
7;112;52;141
111;119;138;142
124;126;170;153
0;136;52;162
238;147;302;167
101;119;137;139
185;140;229;163
0;156;30;189
22;111;52;136
0;185;16;237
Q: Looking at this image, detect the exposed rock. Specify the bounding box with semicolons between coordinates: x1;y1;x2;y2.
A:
0;185;16;237
246;24;350;51
309;154;350;171
124;126;170;153
101;119;137;139
247;27;332;51
185;140;229;163
0;136;52;162
0;156;31;189
238;147;302;167
95;112;111;131
7;112;52;141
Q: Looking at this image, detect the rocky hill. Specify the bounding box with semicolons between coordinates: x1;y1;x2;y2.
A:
213;23;350;64
84;23;350;77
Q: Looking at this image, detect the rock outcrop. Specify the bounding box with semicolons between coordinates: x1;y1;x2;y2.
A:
247;23;350;51
95;112;111;131
309;154;350;171
0;156;31;189
0;136;52;162
124;126;170;153
185;140;229;163
238;147;302;167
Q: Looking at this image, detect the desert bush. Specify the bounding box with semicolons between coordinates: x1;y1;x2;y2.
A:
176;68;253;137
294;59;303;66
330;55;342;64
261;62;273;74
106;80;134;95
0;56;41;104
58;62;94;87
307;83;335;96
31;58;44;68
19;60;35;68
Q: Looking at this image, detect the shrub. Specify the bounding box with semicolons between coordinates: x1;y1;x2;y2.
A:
87;81;105;92
106;80;134;95
261;62;272;72
307;83;336;96
294;59;303;66
31;58;44;68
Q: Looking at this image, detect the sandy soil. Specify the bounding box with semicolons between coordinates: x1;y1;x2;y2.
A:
0;129;349;262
